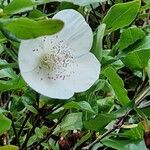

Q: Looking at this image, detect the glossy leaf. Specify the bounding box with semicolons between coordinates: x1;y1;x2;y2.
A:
84;113;116;131
121;49;150;70
0;114;11;135
3;18;64;39
4;0;35;15
0;75;26;92
102;139;147;150
91;23;106;62
113;26;145;52
103;0;140;32
64;101;95;114
104;66;130;105
60;112;83;131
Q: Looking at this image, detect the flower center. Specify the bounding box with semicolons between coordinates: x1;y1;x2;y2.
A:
39;54;54;70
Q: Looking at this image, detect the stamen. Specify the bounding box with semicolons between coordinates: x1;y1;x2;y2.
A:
37;37;76;81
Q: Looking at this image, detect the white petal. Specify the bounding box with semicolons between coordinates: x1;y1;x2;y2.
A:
70;53;100;92
53;9;93;56
20;70;74;99
19;37;45;73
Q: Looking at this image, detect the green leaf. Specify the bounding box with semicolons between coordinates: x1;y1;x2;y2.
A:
0;59;17;79
104;66;130;106
84;113;116;131
97;96;114;113
121;49;150;70
0;114;12;135
28;9;46;19
113;26;145;52
64;101;96;114
4;0;35;15
60;112;83;131
74;132;91;150
0;75;26;92
133;35;150;50
3;18;64;39
35;126;48;138
24;104;38;114
122;123;144;140
102;139;147;150
0;108;8;114
0;145;18;150
91;23;106;62
103;0;141;32
102;139;128;150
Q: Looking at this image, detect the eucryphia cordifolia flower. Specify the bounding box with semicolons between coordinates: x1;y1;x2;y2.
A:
18;9;101;99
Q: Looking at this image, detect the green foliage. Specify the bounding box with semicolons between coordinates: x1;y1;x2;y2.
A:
91;23;106;62
104;66;130;105
60;112;83;131
64;101;95;114
103;0;141;32
102;139;147;150
3;0;35;15
0;145;18;150
113;26;146;52
3;18;64;39
84;113;116;131
0;114;11;135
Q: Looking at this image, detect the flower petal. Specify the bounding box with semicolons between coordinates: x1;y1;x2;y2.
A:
70;53;100;92
53;9;93;56
20;70;74;99
19;37;45;73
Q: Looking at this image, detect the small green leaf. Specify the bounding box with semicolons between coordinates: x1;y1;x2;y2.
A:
0;108;8;114
133;35;150;50
104;66;130;106
97;96;114;113
74;132;91;150
121;49;150;70
3;18;64;39
4;0;35;15
84;113;116;131
113;26;145;52
91;23;106;62
25;104;38;114
61;112;83;131
102;139;147;150
103;0;141;32
0;114;12;135
0;59;17;79
0;75;26;92
0;145;18;150
28;9;46;19
122;123;144;140
64;101;95;114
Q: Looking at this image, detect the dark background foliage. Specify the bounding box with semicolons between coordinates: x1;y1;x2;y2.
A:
0;0;150;150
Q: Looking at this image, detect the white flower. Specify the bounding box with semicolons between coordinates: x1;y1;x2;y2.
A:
18;9;101;99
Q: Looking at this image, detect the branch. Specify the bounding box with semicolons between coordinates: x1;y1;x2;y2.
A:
8;114;20;147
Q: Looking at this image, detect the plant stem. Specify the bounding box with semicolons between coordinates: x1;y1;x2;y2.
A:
21;115;40;150
18;112;31;138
